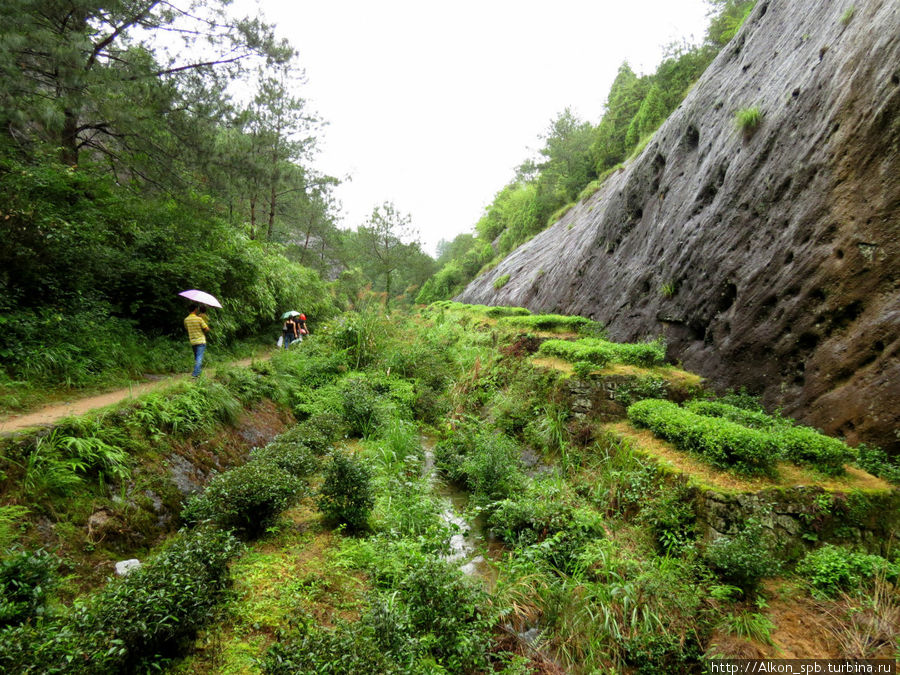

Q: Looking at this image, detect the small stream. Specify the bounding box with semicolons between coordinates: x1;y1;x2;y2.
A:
421;438;496;582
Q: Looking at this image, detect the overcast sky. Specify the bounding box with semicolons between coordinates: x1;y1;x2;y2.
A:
241;0;711;256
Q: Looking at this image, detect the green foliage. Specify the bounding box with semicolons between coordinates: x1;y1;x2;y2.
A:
180;463;302;537
499;313;600;334
855;443;900;484
493;273;511;290
796;545;897;598
735;106;763;135
0;507;30;551
87;527;243;672
318;451;375;531
716;611;775;645
641;484;697;554
840;6;855;25
703;519;781;594
539;337;666;368
628;399;777;475
129;380;242;438
462;430;524;504
706;1;757;46
325;309;388;370
263;557;493;674
250;442;320;480
613;376;668;407
0;549;58;627
572;360;595;378
659;281;677;298
488;495;605;574
685;400;852;474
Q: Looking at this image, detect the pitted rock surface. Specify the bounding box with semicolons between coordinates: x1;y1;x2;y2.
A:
458;0;900;453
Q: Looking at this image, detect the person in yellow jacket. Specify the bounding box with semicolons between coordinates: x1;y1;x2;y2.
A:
184;305;210;377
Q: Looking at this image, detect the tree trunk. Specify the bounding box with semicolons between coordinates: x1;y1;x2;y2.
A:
61;110;80;166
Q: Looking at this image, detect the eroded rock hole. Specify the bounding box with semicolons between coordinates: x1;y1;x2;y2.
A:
874;340;885;353
784;251;794;264
809;288;826;302
684;125;699;149
716;282;738;313
797;332;819;350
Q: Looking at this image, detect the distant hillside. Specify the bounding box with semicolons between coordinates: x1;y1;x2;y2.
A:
458;0;900;454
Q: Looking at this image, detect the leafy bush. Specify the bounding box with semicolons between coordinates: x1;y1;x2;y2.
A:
776;426;850;476
641;484;697;554
685;400;851;474
0;549;58;626
628;399;777;475
703;519;781;594
796;545;897;598
318;451;375;531
181;463;302;537
500;313;599;334
493;273;511;290
613;376;668;407
489;498;605;574
855;443;900;484
340;376;384;438
87;527;243;672
396;557;493;672
572;360;594;378
462;429;523;504
214;365;276;404
250;441;320;479
539;337;666;367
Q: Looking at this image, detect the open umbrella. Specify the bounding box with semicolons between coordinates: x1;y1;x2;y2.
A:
178;289;222;308
281;310;301;320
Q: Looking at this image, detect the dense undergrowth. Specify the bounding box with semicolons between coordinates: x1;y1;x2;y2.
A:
0;301;897;673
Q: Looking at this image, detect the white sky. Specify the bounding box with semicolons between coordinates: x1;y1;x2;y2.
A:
241;0;711;256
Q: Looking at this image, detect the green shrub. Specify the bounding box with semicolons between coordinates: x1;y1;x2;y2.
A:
488;499;604;574
685;400;851;474
855;443;900;484
181;463;302;537
396;557;493;672
735;106;762;135
493;274;511;290
704;519;780;594
0;549;58;626
572;360;594;378
628;399;777;475
613;376;668;407
641;484;697;554
250;442;320;479
776;426;850;475
87;527;243;672
340;376;383;438
539;337;666;367
318;451;375;531
796;544;897;597
500;314;599;334
462;430;523;504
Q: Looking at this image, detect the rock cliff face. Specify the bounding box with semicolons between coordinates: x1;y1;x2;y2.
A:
458;0;900;453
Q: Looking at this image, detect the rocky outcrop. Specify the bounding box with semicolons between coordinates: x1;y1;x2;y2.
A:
458;0;900;453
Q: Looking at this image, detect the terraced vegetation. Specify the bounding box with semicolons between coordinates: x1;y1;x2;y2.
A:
0;303;897;672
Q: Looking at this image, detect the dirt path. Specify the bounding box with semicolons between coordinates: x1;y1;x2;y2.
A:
0;354;267;435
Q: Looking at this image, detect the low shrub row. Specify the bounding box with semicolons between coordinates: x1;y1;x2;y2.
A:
426;301;531;318
499;313;600;334
539;337;666;368
685;400;852;475
627;399;777;475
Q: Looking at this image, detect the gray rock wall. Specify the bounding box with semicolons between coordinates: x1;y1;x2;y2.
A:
458;0;900;454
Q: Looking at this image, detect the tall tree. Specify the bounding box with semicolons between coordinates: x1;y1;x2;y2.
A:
0;0;291;174
355;202;418;305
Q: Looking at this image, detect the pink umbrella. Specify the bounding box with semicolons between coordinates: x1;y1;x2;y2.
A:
178;289;222;308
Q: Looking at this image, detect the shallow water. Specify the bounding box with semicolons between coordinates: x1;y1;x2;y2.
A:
421;437;497;584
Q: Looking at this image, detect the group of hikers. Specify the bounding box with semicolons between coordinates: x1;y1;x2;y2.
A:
183;305;310;377
280;312;309;349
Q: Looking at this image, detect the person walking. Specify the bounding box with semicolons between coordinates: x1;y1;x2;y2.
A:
184;305;210;377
